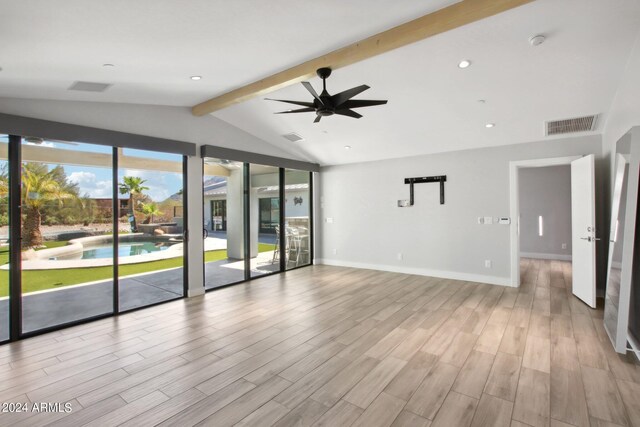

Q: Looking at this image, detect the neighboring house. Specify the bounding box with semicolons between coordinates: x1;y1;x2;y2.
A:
203;178;309;233
92;197;131;217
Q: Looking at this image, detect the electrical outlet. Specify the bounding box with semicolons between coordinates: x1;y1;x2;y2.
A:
397;253;403;261
332;249;337;255
561;243;567;249
485;260;492;268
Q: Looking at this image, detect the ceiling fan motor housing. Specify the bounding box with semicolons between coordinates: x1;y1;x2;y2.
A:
266;67;388;122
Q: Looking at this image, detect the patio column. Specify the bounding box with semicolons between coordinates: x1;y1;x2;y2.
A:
186;152;204;297
226;169;244;259
250;187;259;257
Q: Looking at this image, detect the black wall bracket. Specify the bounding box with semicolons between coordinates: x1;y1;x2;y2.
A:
398;175;447;207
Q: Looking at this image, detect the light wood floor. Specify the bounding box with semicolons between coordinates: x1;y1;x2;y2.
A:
1;259;640;427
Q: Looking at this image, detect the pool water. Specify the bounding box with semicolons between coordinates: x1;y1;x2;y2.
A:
53;242;173;260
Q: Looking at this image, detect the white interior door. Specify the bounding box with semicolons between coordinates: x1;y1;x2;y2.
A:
571;154;597;308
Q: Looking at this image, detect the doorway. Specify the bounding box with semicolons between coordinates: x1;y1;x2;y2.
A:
211;200;227;231
517;164;572;288
509;156;582;288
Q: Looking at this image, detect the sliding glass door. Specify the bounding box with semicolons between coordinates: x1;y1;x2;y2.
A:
202;153;314;290
285;169;312;270
203;158;246;289
250;163;280;278
20;138;114;333
117;149;185;311
0;129;189;342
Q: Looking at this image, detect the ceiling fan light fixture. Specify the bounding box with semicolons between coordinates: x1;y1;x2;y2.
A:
458;60;471;69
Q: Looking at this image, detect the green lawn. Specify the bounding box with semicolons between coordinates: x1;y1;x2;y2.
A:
0;242;275;297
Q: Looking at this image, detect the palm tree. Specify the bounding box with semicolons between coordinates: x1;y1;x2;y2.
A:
140;202;162;224
21;163;78;248
118;176;149;216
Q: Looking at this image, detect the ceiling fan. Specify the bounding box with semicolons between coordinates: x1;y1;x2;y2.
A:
266;67;387;123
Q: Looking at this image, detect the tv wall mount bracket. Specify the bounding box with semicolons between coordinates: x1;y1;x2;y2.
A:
398;175;447;207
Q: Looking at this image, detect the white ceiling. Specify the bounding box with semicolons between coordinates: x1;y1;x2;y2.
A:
1;0;640;165
0;0;456;105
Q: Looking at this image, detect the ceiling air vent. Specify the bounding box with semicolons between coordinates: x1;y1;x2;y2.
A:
282;132;304;142
546;115;598;136
68;81;112;92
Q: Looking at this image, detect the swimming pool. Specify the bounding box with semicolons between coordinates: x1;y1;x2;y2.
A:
52;241;174;260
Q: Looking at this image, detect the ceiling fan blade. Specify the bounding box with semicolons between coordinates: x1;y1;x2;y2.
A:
334;109;363;119
275;107;315;114
302;82;324;106
314;115;322;123
331;85;370;106
265;98;314;108
338;99;388;109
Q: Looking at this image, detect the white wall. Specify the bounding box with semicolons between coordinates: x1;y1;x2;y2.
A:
518;165;572;260
0;97;301;297
603;28;640;225
318;135;603;286
603;30;640;173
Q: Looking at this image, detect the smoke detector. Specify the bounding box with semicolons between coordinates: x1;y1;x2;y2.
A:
529;35;546;46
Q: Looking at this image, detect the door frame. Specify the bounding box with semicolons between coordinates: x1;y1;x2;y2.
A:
509;156;581;287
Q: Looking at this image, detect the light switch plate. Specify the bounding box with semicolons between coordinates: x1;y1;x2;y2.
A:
484;216;493;225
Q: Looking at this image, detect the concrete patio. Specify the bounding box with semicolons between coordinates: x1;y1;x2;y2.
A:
0;251;282;335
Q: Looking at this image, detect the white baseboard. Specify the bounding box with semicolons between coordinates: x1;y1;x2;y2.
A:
315;258;514;287
520;252;572;261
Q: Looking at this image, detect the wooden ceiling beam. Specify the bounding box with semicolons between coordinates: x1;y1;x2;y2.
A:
191;0;534;116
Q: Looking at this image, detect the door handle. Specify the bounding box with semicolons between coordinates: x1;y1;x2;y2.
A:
580;236;601;242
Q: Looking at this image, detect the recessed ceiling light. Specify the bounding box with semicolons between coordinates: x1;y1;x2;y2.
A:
458;60;471;69
190;76;202;81
485;123;495;128
102;63;115;67
344;145;352;150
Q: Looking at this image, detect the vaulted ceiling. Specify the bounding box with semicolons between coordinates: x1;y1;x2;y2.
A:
1;0;639;165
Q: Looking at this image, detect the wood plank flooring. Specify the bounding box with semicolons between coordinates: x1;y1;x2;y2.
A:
1;258;639;426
